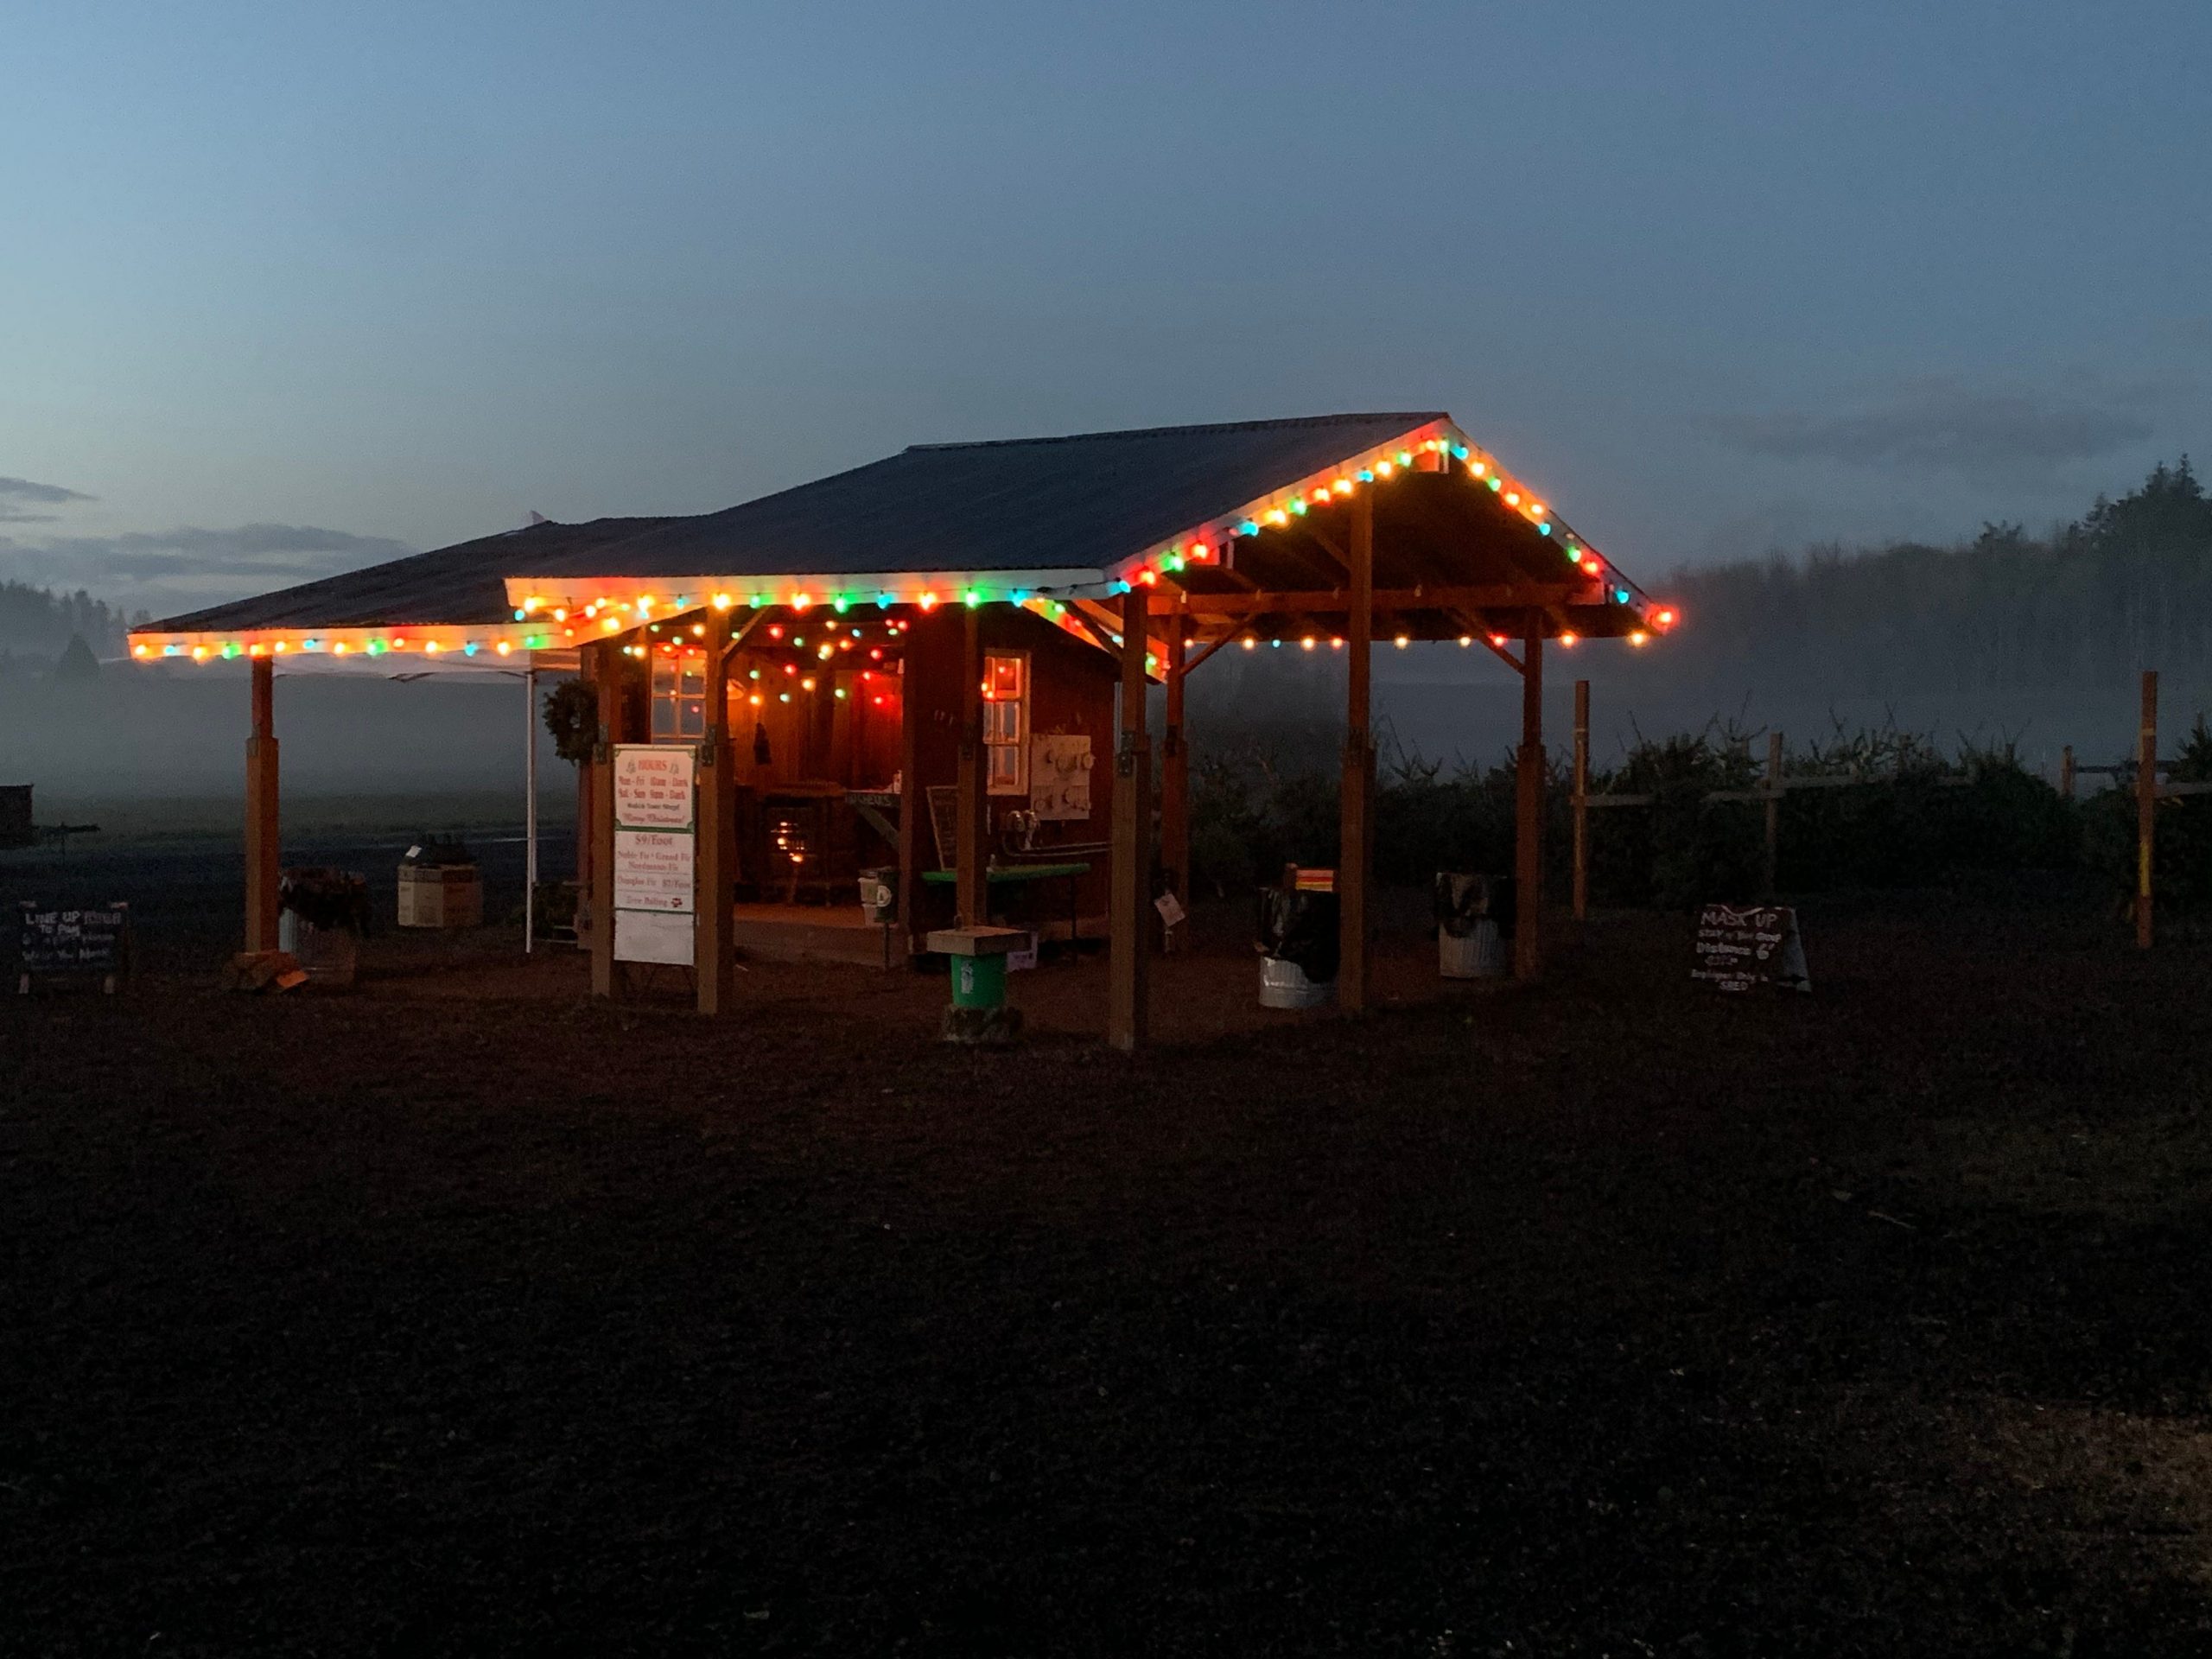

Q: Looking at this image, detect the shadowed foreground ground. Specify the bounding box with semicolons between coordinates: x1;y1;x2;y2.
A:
5;897;2211;1654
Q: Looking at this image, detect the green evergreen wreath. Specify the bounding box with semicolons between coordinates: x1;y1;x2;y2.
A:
543;678;598;765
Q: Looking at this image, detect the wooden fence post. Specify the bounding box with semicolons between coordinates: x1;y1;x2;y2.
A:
1571;679;1590;922
1764;731;1783;899
2138;670;2158;951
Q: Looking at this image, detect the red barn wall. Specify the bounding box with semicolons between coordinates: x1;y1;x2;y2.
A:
898;607;1117;949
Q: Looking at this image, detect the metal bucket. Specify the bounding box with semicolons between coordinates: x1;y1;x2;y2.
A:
1259;956;1334;1010
1440;918;1509;979
277;912;358;986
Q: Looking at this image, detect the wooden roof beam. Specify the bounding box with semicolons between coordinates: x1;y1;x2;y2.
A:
1164;582;1596;620
1069;597;1174;672
1183;631;1241;676
1197;537;1262;591
1059;601;1124;664
1301;525;1354;586
1446;607;1525;675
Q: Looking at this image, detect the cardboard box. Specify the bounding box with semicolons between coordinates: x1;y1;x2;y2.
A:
397;865;482;929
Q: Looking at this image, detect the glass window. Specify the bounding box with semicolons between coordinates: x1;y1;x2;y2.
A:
982;652;1028;795
652;654;708;741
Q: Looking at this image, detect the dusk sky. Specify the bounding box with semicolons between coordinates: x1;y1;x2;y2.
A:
4;1;2209;617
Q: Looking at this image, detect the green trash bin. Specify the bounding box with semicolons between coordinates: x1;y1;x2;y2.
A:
950;951;1007;1010
929;926;1027;1046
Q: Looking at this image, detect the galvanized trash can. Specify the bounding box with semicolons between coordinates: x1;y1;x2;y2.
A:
1256;884;1339;1008
276;868;368;986
1435;873;1514;979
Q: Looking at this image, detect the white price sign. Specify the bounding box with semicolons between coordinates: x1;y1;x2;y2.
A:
612;744;697;963
614;830;695;913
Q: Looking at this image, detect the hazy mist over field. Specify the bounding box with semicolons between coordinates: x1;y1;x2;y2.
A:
2;458;2206;820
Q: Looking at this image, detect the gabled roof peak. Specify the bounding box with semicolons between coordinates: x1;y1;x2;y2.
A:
905;412;1446;454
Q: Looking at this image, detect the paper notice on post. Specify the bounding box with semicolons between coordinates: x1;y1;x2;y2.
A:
613;744;696;830
611;744;697;963
615;908;694;965
614;830;695;914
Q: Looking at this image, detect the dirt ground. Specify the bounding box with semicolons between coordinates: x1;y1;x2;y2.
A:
6;886;2212;1655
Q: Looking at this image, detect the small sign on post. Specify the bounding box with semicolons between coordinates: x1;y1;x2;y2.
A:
1691;902;1810;995
18;901;130;994
612;744;696;967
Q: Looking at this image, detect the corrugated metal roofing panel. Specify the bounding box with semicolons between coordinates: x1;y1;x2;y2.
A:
139;412;1668;648
511;414;1446;584
148;517;675;634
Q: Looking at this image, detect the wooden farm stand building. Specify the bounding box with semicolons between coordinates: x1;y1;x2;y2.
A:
130;413;1675;1049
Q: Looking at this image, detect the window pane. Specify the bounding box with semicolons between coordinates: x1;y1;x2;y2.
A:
988;745;1020;787
985;702;1020;741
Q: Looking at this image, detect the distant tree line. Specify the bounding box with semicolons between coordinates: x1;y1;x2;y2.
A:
0;582;138;672
1186;720;2087;909
1638;460;2212;695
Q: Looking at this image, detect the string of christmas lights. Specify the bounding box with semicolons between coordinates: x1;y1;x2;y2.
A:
126;419;1676;662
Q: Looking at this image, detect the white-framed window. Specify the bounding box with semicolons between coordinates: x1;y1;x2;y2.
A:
651;652;708;741
983;651;1029;795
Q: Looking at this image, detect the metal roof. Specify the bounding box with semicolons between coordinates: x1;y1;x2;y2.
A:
133;414;1668;652
512;413;1447;586
148;516;677;634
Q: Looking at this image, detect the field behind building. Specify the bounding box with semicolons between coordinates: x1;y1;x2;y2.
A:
5;869;2212;1655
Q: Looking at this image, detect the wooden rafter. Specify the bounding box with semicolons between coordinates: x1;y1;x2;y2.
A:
1183;632;1240;676
1445;607;1526;675
1071;596;1171;670
1059;601;1125;663
1160;582;1596;620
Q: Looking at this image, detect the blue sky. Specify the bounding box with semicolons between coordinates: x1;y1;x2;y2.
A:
3;1;2208;616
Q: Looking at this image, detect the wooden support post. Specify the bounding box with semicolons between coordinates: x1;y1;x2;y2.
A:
896;628;925;957
244;656;280;952
1340;487;1375;1013
1109;584;1152;1052
695;609;735;1014
575;649;598;899
590;639;621;999
808;661;836;778
1571;678;1590;923
524;666;539;956
2138;669;2158;951
1764;731;1783;899
2060;744;2075;802
1514;618;1544;980
1160;594;1190;951
956;603;987;928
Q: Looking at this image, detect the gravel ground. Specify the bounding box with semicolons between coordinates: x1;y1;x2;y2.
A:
4;880;2211;1655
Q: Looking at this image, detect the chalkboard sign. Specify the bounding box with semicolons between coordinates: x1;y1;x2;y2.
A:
927;785;960;871
18;901;130;993
1691;902;1809;995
